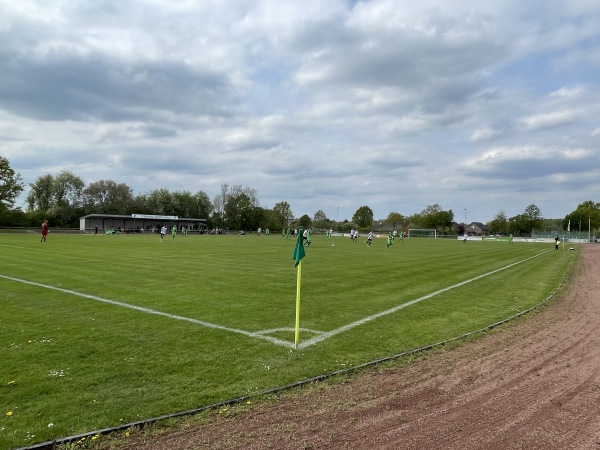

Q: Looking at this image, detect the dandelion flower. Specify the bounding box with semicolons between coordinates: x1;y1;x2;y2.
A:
6;411;13;417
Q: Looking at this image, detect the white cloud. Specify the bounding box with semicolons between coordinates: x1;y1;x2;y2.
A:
470;126;500;142
549;86;585;99
517;110;580;131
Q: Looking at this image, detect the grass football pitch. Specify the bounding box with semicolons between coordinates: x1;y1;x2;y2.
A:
0;232;577;448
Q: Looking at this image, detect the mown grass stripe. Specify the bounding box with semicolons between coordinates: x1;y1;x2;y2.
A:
0;273;294;348
298;249;552;349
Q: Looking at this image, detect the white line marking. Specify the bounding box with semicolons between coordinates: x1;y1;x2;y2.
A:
296;249;552;349
256;327;325;336
0;274;296;349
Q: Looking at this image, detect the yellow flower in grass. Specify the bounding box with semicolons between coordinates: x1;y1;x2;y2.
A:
6;411;13;417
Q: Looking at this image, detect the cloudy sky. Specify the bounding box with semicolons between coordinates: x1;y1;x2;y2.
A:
1;0;599;223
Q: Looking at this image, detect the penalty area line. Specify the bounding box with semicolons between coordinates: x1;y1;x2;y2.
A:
296;249;554;350
0;274;296;349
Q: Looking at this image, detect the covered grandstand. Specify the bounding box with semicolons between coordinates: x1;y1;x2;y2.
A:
79;214;207;234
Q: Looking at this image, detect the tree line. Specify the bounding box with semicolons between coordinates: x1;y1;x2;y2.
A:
1;156;599;235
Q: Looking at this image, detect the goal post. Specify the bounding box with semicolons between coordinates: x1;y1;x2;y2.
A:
407;228;437;239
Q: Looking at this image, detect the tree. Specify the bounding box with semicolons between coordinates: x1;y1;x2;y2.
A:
524;204;543;222
194;191;213;223
249;206;266;231
0;156;24;210
353;206;374;229
26;171;85;226
27;174;55;212
171;191;198;218
222;185;260;229
146;188;175;216
386;212;405;231
578;200;600;210
52;171;84;208
340;220;358;232
420;204;454;232
487;210;509;235
508;214;529;236
312;209;328;229
49;171;85;226
0;208;45;227
224;192;251;229
509;204;543;236
211;184;259;229
297;214;312;229
523;204;543;234
83;180;133;215
262;208;282;232
130;193;152;215
271;201;294;229
563;200;600;234
405;212;423;230
212;184;228;228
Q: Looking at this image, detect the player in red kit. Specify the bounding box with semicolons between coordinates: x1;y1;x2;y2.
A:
41;219;49;242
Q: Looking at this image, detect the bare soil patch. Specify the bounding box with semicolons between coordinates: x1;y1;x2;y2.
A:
123;246;600;450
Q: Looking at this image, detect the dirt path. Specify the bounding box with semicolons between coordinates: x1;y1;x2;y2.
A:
125;245;600;450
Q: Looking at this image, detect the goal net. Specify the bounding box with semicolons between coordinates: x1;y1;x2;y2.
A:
407;228;437;238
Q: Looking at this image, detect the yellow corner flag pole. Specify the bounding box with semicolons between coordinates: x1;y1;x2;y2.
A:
292;228;306;349
294;260;302;349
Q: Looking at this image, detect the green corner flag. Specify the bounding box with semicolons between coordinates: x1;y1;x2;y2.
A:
292;228;305;267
